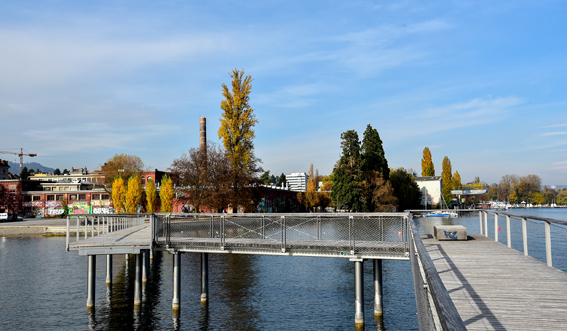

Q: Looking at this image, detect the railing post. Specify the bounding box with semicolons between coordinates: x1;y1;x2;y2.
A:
494;213;499;242
349;216;355;255
262;215;265;239
317;215;321;240
506;215;511;248
281;216;286;253
484;211;488;238
220;216;225;250
545;221;552;267
66;217;70;251
76;216;80;241
522;218;528;256
479;211;483;235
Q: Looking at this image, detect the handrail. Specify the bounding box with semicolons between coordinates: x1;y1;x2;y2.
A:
66;214;149;251
409;218;467;331
481;210;566;268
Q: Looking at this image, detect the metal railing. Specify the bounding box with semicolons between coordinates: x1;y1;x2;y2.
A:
480;210;567;268
154;213;409;257
409;217;467;331
66;214;150;251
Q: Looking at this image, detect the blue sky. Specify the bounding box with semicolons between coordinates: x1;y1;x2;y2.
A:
1;1;566;186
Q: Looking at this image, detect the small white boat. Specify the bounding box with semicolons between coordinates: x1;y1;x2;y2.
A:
423;211;458;218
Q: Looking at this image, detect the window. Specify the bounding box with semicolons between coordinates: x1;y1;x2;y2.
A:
44;187;52;191
79;194;86;200
92;194;100;200
70;194;77;200
9;185;16;189
47;195;55;201
33;195;41;201
56;195;64;200
102;194;109;200
24;196;32;202
141;178;146;185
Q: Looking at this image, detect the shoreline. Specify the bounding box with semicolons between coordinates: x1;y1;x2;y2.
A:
0;218;71;237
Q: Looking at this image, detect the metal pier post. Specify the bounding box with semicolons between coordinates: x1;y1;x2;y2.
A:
106;255;112;285
201;253;209;303
172;252;181;311
134;253;143;306
354;260;364;327
143;249;149;283
87;255;96;309
373;259;383;317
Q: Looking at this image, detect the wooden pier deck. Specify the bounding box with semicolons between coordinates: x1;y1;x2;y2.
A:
424;234;567;330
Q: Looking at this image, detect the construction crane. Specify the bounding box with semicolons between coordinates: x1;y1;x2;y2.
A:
0;148;37;174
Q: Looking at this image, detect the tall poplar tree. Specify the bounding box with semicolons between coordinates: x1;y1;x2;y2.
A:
112;176;126;213
218;68;260;209
441;156;453;207
160;174;174;213
421;147;435;176
125;174;143;213
146;178;157;213
453;171;462;191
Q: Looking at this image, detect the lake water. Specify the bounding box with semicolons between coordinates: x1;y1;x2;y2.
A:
1;208;564;330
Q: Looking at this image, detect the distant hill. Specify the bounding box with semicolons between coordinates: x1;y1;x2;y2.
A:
7;161;55;174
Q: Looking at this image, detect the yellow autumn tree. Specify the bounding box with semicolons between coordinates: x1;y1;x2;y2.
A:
421;147;435;176
160;174;174;213
112;176;127;213
146;178;157;213
218;69;260;209
125;174;143;213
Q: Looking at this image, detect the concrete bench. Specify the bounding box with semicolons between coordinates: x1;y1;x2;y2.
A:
434;225;467;241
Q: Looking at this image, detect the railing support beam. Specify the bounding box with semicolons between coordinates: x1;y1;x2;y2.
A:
545;222;552;267
479;211;483;235
522;218;528;256
506;215;511;248
494;213;499;242
484;211;488;238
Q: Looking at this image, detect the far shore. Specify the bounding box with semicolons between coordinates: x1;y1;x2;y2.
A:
0;218;72;237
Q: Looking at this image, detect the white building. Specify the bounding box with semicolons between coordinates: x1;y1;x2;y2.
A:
286;172;308;192
415;176;442;208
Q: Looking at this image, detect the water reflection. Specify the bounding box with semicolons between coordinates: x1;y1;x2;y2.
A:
0;237;419;330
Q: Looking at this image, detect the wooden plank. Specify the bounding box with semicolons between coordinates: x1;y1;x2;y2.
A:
424;234;567;330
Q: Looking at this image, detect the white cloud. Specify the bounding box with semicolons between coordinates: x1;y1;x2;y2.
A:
542;132;567;136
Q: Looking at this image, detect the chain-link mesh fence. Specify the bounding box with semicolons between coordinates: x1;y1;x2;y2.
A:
155;213;409;258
